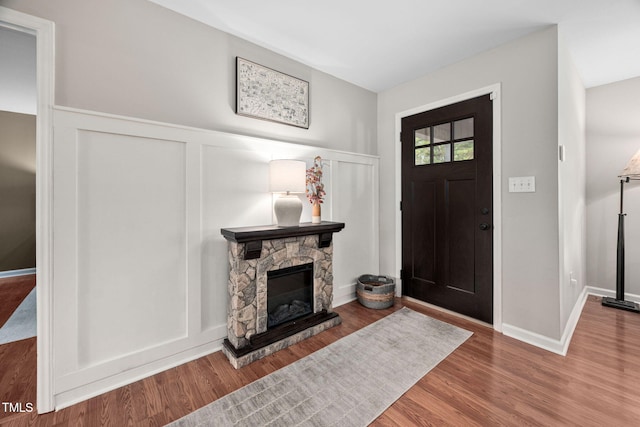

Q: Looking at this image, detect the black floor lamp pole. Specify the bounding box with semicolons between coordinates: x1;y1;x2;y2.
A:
602;177;640;312
616;178;626;300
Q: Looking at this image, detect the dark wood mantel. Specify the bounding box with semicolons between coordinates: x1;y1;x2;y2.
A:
221;221;345;260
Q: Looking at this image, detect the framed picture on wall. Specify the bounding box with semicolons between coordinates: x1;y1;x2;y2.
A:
236;57;309;129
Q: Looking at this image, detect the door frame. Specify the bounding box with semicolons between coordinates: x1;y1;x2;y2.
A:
0;6;55;412
394;84;503;331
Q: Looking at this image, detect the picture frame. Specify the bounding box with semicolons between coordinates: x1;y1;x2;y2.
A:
236;57;309;129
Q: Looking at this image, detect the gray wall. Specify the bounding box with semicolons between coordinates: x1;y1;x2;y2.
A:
2;0;377;154
3;0;591;344
378;27;565;339
587;76;640;296
0;110;36;272
558;32;587;329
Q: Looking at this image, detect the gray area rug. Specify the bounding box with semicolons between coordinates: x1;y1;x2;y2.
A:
0;287;37;345
168;307;472;427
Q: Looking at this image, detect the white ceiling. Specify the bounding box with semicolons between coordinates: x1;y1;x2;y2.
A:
149;0;640;92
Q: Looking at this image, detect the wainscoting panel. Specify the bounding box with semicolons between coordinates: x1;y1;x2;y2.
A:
332;161;380;305
75;130;188;368
51;107;379;408
200;145;272;332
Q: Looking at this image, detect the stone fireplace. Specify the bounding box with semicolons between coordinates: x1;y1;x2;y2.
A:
220;221;345;368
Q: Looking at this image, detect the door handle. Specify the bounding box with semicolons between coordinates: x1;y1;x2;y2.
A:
479;223;491;231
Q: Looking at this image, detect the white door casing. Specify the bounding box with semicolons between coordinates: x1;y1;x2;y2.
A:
0;6;55;413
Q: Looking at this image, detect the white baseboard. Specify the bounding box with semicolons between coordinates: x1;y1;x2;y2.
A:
501;323;567;355
0;268;36;279
585;285;640;303
559;287;589;355
496;286;590;356
333;283;357;307
502;286;623;356
54;338;225;410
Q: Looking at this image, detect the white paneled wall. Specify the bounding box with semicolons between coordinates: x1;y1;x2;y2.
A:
332;161;379;303
51;107;379;408
76;131;188;367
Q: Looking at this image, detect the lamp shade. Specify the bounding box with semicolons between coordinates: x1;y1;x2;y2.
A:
269;160;306;193
620;149;640;179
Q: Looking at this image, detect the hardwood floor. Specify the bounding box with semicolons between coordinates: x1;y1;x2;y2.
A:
1;295;639;426
0;275;35;328
0;274;37;423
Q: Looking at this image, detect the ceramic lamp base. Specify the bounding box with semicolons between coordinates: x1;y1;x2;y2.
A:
274;194;302;227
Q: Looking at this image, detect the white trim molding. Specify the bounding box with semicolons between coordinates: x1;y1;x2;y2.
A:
0;268;37;279
0;6;56;413
502;286;589;356
586;286;640;303
500;287;640;357
394;83;503;332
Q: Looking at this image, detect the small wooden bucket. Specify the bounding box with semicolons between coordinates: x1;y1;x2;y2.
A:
356;275;395;309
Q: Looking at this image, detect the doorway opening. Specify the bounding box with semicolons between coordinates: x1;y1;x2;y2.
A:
0;22;37;421
0;6;55;414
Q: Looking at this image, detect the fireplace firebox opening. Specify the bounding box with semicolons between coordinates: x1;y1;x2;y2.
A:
267;263;314;328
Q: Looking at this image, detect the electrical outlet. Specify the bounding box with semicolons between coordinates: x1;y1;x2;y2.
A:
508;176;536;193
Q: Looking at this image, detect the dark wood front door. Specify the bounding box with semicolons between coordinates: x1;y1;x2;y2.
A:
401;95;493;323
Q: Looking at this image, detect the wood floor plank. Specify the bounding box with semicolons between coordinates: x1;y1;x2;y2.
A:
0;275;35;328
2;295;640;426
0;337;36;407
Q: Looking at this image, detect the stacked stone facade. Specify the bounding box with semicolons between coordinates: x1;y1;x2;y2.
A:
226;235;335;351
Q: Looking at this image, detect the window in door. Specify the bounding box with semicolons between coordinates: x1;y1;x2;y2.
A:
414;117;474;166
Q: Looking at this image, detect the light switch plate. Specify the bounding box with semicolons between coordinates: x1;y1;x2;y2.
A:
509;176;536;193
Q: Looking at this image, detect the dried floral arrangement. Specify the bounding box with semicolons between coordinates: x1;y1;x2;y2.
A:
305;156;325;205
